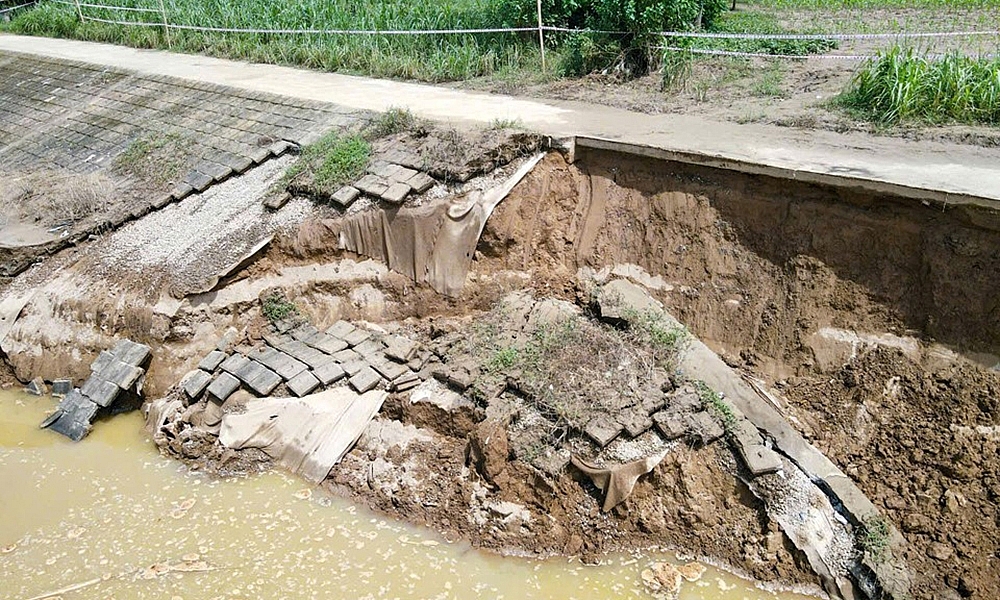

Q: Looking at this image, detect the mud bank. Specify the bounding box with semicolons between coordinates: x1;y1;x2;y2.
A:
5;136;1000;600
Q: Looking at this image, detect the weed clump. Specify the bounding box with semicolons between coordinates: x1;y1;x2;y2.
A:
261;291;297;324
283;132;370;198
113;132;190;186
619;307;689;367
365;107;421;139
838;46;1000;125
858;514;892;564
694;380;737;432
467;296;688;436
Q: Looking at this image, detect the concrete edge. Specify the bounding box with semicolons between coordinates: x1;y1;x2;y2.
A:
574;136;1000;212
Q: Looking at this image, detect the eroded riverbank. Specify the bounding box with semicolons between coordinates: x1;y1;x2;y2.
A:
0;390;821;600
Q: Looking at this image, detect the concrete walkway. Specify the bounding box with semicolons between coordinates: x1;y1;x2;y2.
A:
3;33;999;205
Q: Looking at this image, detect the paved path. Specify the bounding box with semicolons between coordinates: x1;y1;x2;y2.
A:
2;34;999;205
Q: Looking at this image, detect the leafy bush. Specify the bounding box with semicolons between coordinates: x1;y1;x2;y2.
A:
497;0;729;76
838;46;1000;125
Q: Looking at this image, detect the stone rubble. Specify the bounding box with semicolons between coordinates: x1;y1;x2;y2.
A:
179;318;430;414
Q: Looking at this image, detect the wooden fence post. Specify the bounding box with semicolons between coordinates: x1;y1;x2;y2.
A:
157;0;172;49
536;0;546;72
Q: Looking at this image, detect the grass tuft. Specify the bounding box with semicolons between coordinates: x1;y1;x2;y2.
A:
284;131;370;197
695;380;737;433
858;514;892;564
113;132;190;185
487;117;523;130
838;46;1000;125
366;107;421;139
261;291;297;323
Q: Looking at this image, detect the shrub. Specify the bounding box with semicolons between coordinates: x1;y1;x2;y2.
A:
498;0;729;77
838;46;1000;125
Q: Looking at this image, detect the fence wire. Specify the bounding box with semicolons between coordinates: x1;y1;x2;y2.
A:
19;0;1000;62
0;1;37;15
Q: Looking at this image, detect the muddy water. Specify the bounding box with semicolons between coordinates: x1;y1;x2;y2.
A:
0;391;817;600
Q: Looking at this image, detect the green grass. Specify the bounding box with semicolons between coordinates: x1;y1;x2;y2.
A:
748;0;999;8
698;9;838;55
284;131;371;195
858;514;892;564
4;0;541;82
487;116;524;129
113;131;190;184
837;46;1000;125
619;307;689;367
261;292;297;323
751;63;787;97
694;380;738;432
365;107;421;138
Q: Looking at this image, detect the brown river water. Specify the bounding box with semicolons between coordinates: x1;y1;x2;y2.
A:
0;390;819;600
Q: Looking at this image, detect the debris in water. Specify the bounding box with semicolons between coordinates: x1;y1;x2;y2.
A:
293;489;313;500
641;562;683;599
677;561;706;582
2;542;17;553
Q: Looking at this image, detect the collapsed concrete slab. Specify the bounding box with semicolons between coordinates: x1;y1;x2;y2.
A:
42;338;152;441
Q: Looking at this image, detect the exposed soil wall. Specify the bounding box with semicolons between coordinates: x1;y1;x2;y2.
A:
475;148;1000;599
480;148;1000;363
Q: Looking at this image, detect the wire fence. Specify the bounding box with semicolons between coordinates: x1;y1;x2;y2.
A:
0;0;38;15
18;0;1000;62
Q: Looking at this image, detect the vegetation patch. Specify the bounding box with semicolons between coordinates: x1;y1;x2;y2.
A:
365;107;422;139
113;132;191;186
468;297;687;436
260;291;298;324
4;0;538;82
284;132;370;198
695;380;737;432
837;46;1000;126
858;514;892;564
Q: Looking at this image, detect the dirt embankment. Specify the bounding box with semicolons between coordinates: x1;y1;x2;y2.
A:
10;128;1000;599
472;148;1000;599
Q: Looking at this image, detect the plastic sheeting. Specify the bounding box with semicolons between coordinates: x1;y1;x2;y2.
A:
339;154;545;297
219;387;387;483
571;449;670;512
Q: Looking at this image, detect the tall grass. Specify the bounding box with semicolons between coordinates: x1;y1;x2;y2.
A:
838;46;1000;125
751;0;1000;8
4;0;541;82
